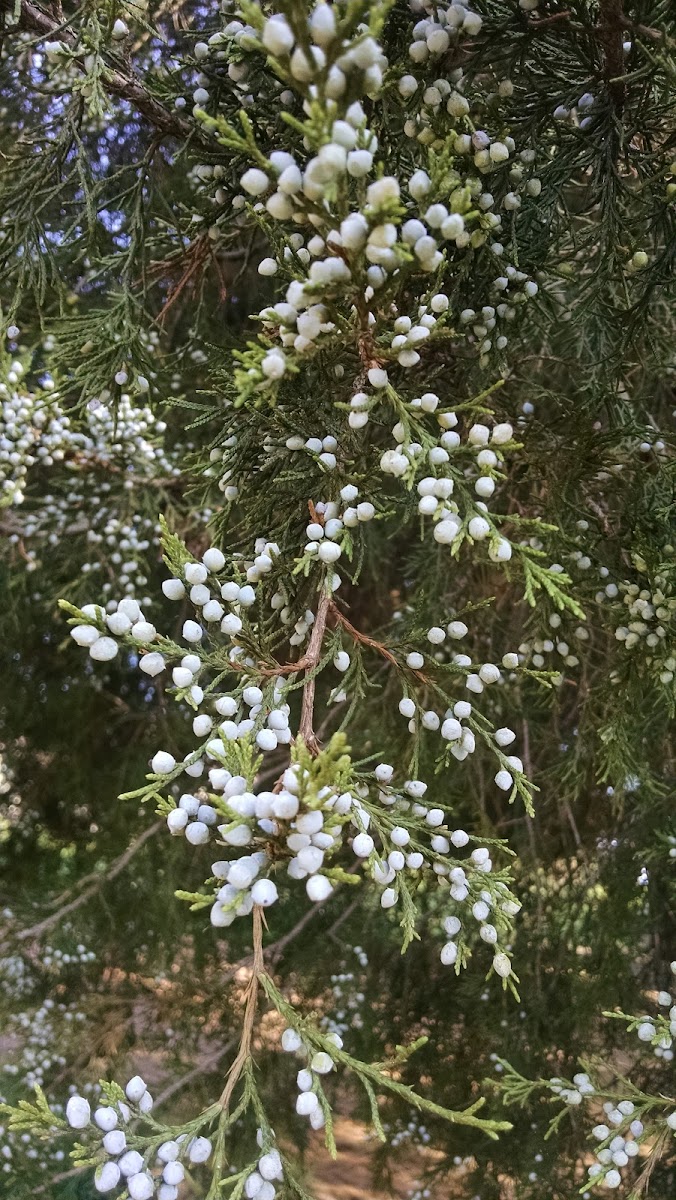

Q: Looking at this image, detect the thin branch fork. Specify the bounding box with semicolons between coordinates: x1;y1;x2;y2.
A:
13;0;209;145
13;819;163;944
328;600;429;686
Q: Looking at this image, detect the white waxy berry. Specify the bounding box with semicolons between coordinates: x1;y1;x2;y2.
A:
185;563;208;585
375;763;393;783
221;613;243;636
140;652;165;677
492;422;513;444
241;168;269;196
493;952;512;978
185;821;210;846
94;1106;118;1131
183;620;203;642
162;579;186;600
71;624;100;647
157;1141;180;1163
151;751;176;775
475;477;495;498
203;600;224;622
172;667;193;688
203;548;225;572
251;878;278;907
391;827;410;847
426;809;444;827
468;516;490;540
353;832;374;857
262;14;294;54
447;621;468;639
107;612;132;636
441;718;462;741
95;1163;122;1193
306;875;333;901
66;1095;91;1128
479;663;500;684
245;1173;265;1199
492;772;513;792
256;728;278;752
131;620;156;642
128;1174;155;1200
259;1149;283;1180
281;1028;302;1052
433;520;459;545
89;637;118;662
163;1163;185;1186
103;1129;126;1156
495;727;516;747
125;1075;147;1103
119;1150;144;1177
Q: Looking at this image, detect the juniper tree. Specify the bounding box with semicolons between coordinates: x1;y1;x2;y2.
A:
0;1;675;1198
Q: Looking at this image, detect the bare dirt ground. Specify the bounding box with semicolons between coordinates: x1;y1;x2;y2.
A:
304;1116;464;1200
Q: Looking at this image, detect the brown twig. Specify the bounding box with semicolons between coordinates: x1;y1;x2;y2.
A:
329;602;400;670
328;600;429;685
598;0;627;112
218;904;265;1110
153;234;220;324
218;875;345;986
267;885;345;965
529;9;571;26
298;589;332;754
154;1036;238;1108
15;820;162;943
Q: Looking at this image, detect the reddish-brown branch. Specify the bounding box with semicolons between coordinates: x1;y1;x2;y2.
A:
529;9;571;27
598;0;627;112
328;601;429;685
153;235;223;324
15;0;208;144
329;603;400;670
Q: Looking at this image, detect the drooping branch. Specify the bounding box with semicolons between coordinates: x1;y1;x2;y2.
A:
13;0;209;145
